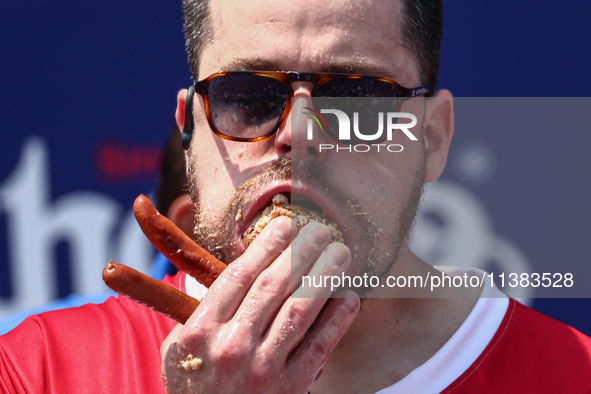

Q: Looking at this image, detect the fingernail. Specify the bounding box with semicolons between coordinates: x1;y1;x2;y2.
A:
314;368;324;381
303;222;331;245
339;295;359;313
328;243;351;269
266;216;292;239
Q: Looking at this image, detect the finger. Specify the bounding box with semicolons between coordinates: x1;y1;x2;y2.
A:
292;242;352;299
195;216;293;323
161;324;183;363
288;222;334;293
161;324;184;387
230;222;333;337
263;243;352;354
286;291;360;383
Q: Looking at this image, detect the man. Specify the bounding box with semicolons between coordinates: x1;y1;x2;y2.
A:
162;0;591;392
1;1;591;393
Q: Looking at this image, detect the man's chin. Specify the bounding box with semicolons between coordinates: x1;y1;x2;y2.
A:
191;227;237;264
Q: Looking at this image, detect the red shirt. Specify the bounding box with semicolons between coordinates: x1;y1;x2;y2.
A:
442;298;591;393
0;274;180;393
2;272;591;393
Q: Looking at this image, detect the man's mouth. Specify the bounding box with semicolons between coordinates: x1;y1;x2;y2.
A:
241;193;345;248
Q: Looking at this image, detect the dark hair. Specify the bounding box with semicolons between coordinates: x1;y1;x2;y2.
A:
182;0;213;81
182;0;443;91
399;0;444;93
155;123;188;217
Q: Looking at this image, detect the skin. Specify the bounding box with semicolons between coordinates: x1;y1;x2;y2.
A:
166;193;195;238
161;0;473;392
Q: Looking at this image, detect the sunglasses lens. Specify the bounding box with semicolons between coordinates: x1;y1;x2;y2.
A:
208;74;288;139
315;78;400;144
316;77;399;98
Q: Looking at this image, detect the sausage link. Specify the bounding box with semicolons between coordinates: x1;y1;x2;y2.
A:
103;261;200;324
133;194;226;288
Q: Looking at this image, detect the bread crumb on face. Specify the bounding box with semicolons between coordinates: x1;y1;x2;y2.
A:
235;209;243;222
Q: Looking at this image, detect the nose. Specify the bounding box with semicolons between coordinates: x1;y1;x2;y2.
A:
274;81;327;161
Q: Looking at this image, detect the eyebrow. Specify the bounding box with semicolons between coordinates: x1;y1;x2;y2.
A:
319;62;393;78
220;58;283;72
220;58;393;78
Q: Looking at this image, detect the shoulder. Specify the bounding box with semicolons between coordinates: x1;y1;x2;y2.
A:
505;299;591;360
444;299;591;393
0;271;185;392
511;299;591;337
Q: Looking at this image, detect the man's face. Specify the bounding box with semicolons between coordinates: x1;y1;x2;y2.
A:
184;0;430;288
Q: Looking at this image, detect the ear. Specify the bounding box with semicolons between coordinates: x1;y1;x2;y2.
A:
176;89;188;133
166;193;196;237
423;89;454;183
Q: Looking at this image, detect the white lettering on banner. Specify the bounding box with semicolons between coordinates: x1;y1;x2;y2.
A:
0;137;152;316
410;180;533;303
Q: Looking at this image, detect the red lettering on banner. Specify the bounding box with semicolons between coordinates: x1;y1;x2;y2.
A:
94;139;161;183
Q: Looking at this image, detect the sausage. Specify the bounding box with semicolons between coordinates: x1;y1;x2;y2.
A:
103;195;227;323
133;194;226;288
103;261;200;324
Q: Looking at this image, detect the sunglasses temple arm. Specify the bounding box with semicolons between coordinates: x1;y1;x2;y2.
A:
409;86;430;97
181;85;196;149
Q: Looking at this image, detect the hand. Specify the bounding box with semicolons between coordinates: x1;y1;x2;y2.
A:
160;216;360;393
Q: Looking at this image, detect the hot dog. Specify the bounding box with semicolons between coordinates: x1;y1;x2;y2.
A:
243;193;344;248
133;194;226;288
103;261;200;324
